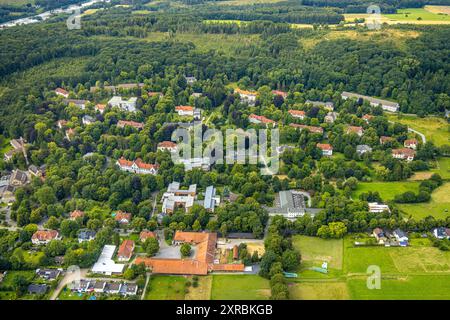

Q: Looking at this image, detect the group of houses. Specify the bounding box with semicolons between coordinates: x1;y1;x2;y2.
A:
116;157;159;175
70;279;138;296
372;228;409;246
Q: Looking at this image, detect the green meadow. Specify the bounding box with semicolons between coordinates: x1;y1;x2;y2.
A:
211;275;270;300
352;181;420;201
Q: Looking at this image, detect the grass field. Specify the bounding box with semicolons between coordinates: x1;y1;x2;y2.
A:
352;181;420;201
397;182;450;220
431;157;450;179
145;275;187;300
185;276;212;300
0;0;33;5
387;114;449;147
211;275;270;300
348;275;450;300
292;236;343;271
288;281;350;300
425;5;450;14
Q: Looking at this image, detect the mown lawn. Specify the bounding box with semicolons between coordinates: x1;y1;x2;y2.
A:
292;235;343;272
348;275;450;300
431;157;450;179
145;275;187;300
397;182;450;220
386;8;450;22
288;281;349;300
211;275;270;300
352;181;420;201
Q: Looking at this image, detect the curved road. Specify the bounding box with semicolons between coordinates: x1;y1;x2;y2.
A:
388;120;426;144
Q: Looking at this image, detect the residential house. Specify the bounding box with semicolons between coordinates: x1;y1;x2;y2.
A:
392;148;415;161
31;230;60;245
114;211;132;225
148;91;163;98
91;245;125;275
140;230;157;243
341;92;399;112
157;141;178;153
4;138;26;162
433;227;450;240
368;202;390;213
70;210;84;220
289;124;323;134
380;136;394;145
356;144;372;156
288;110;306;119
117;120;144;130
95;104;106;114
55;88;69;98
324;111;338;124
0;184;15;204
193;108;201;121
108;96;137;112
9;169;29;187
28;165;45;178
63;99;89;110
36;268;62;281
248;114;275;126
393;229;409;245
305;100;334;111
404;139;418;150
82;115;96;125
362;114;374;123
78;229;96;243
272;90;288;99
117;240;135;262
175;105;194;116
234;88;257;106
116;157;159;175
116;83;145;90
317;143;333;156
346;126;364;137
28;284;48;295
65;128;75;141
372;228;387;244
248;114;275;127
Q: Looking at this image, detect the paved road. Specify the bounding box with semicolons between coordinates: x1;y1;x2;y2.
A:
388;120;426;144
50;268;88;300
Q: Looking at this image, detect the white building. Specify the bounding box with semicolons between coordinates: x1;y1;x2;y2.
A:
116;157;159;175
175;105;194;116
91;245;125;275
178;157;211;171
235;88;257;106
341;92;399;113
161;182;197;214
108;96;137;112
368;202;390;213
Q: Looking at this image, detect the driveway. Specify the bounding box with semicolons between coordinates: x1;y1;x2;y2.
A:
50;268;88;300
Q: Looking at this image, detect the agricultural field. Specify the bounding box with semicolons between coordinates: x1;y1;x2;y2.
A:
145;275;187;300
288;281;349;300
210;275;270;300
352;181;420;201
397;182;450;220
387;114;449;147
344;7;450;25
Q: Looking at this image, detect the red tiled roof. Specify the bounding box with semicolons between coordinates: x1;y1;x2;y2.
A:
212;264;245;272
70;210;84;219
117;157;134;167
347;126;363;134
288;110;306;117
380;136;394;144
140;230;156;241
272;90;287;98
392;148;416;157
289;123;323;134
317;143;333;151
32;230;59;241
55;88;69;95
175;105;194;111
115;211;132;223
158;141;177;148
135;158;159;170
249;114;275;124
117;120;144;129
95;104;106;110
404;139;418;146
118;239;134;259
362;114;373;120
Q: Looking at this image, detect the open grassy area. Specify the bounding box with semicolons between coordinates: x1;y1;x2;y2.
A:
425;5;450;14
0;270;35;288
292;235;343;271
185;276;212;300
387;114;449;147
352;181;420;201
211;275;270;300
220;0;284;5
397;182;450;220
288;281;349;300
145;275;187;300
348;275;450;300
431;157;450;179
